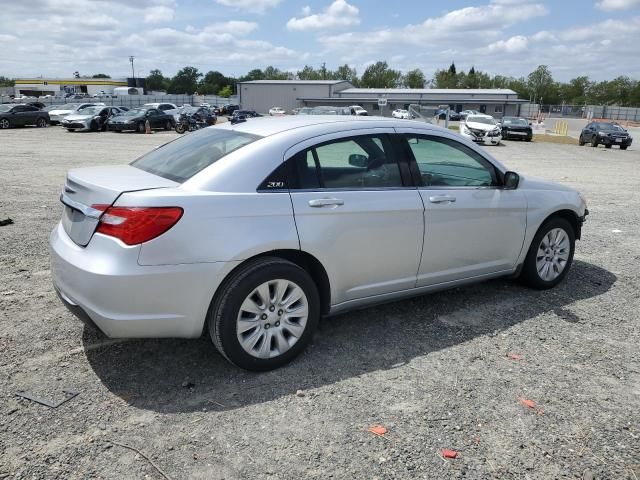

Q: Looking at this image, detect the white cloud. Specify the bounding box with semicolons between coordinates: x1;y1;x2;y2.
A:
207;21;259;35
287;0;360;31
595;0;640;10
144;6;175;23
214;0;282;13
487;35;529;53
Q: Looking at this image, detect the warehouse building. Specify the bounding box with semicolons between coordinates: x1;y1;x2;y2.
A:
238;80;526;117
13;78;137;97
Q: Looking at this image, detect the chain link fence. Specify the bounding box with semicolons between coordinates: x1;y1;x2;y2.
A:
520;103;640;122
0;94;239;109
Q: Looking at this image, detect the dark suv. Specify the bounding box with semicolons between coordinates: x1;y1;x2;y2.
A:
579;122;632;149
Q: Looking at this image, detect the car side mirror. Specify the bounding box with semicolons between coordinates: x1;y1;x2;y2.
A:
504;171;520;190
348;154;368;168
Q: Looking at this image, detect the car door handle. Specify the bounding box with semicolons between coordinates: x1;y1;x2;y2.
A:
429;195;456;204
308;198;344;208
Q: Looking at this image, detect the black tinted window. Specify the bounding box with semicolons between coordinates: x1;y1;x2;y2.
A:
289;135;403;189
132;128;261;183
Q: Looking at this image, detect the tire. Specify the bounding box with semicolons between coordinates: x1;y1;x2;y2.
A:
519;217;575;290
175;123;185;134
90;120;98;132
137;122;145;133
164;120;172;130
621;145;628;150
578;135;585;146
209;257;320;371
36;117;48;128
0;118;10;129
591;136;598;147
605;144;612;149
525;136;532;142
67;129;75;132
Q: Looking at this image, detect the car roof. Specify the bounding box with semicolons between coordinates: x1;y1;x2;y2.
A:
215;114;450;137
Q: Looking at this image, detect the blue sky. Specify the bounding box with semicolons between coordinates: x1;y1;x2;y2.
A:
1;0;639;81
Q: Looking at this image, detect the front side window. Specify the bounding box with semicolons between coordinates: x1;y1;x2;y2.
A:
289;134;403;189
405;135;497;187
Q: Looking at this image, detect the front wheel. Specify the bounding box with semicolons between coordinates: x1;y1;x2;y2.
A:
578;135;585;146
0;118;11;129
137;122;145;133
36;117;48;128
175;123;185;134
519;217;575;290
209;257;320;371
591;136;598;147
164;120;172;130
621;145;628;150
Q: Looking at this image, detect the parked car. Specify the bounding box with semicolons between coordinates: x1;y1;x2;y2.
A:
51;115;588;371
501;116;533;141
269;106;286;116
48;103;105;124
293;107;313;115
61;106;127;132
225;104;240;115
459;110;479;120
232;109;262;119
308;106;351;115
0;104;49;128
579;122;632;149
143;102;178;112
392;109;410;119
349;105;368;116
107;107;175;133
437;109;461;121
460;114;502;145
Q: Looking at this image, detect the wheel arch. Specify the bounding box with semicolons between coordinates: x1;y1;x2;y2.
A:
543;208;581;240
207;249;332;334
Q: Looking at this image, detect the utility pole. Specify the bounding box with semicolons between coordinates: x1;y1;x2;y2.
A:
129;56;135;82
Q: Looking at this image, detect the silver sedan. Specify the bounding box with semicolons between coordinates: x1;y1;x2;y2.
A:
50;116;588;371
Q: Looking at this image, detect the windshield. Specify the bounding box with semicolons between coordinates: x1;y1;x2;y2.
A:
503;118;528;126
132;128;262;183
123;108;146;116
76;106;102;115
0;105;12;113
596;122;624;131
467;116;496;125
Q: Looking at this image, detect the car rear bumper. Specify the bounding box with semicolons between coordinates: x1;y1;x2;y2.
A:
49;222;235;338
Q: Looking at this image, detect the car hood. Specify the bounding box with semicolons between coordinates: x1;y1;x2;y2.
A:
465;121;498;131
519;175;575;192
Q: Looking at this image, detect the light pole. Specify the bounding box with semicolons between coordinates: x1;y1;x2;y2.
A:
129;56;135;83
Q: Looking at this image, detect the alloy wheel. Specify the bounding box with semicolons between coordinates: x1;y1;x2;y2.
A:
536;228;570;281
236;279;309;359
0;119;9;129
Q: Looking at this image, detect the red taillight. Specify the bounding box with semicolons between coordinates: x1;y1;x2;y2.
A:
92;205;183;245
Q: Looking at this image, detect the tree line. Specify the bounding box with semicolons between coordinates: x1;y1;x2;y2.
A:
3;62;640;106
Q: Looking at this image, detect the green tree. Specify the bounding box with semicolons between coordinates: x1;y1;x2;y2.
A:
92;73;110;78
145;69;168;91
448;62;457;76
434;68;458;88
333;64;358;85
263;66;290;80
239;69;265;82
167;66;202;94
403;68;425;88
297;65;322;80
527;65;554;103
0;76;14;87
199;70;230;95
218;85;233;98
360;61;401;88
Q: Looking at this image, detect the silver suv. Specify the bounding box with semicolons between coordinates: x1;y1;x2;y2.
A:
51;116;588;371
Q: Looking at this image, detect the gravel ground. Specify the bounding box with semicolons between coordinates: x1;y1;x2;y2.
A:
1;126;639;480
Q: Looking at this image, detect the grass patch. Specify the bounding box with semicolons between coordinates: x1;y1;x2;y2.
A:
531;134;577;145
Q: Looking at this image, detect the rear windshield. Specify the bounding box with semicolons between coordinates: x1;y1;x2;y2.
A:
131;128;261;183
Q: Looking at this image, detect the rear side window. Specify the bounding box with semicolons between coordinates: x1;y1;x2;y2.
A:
132;128;261;183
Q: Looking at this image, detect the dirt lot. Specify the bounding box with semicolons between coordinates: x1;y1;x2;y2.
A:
1;126;639;480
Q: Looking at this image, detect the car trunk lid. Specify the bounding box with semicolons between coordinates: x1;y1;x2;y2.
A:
60;165;178;246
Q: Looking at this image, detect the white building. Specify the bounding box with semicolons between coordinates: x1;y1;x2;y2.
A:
13;78;129;97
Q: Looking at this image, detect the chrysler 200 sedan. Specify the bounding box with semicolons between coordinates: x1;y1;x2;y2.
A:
51;116;588;371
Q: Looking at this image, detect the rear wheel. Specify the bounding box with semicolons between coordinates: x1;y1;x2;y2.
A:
36;117;48;128
519;217;575;290
0;118;10;129
209;257;320;371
